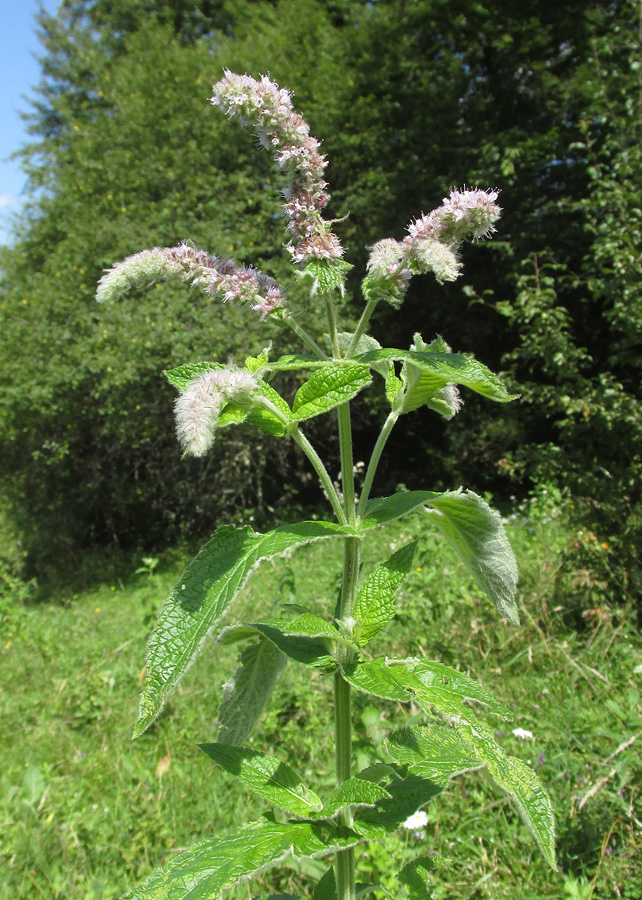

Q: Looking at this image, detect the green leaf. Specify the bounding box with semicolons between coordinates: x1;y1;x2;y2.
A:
354;773;444;837
244;349;270;374
342;658;410;703
299;258;353;294
122;820;361;899
385;365;403;407
216;638;286;746
354;542;417;646
398;856;446;900
343;658;511;719
281;613;358;649
199;743;323;816
359;489;519;625
395;658;512;719
320;778;391;816
357;348;516;403
219;622;337;671
386;725;483;782
360;491;442;528
291;364;372;421
422;490;519;624
313;866;336;900
336;332;390;377
244;382;292;436
455;716;557;869
164;361;222;391
134;520;353;737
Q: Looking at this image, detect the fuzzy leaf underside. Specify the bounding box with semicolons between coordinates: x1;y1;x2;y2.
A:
199;744;323;816
216;638;286;747
354;542;417;646
122;821;361;900
422;490;519;624
360;489;519;625
291;364;372;421
357;349;516;402
134;520;354;737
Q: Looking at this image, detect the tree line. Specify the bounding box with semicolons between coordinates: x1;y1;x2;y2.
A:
1;0;640;609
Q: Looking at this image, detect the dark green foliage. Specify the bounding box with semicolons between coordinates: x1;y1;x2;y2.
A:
1;0;641;598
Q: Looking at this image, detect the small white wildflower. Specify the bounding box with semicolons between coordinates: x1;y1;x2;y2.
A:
402;810;429;831
427;383;463;419
512;728;534;741
174;368;258;457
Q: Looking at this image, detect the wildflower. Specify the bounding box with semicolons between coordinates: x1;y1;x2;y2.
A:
512;728;534;741
402;810;429;838
408;188;501;248
96;242;284;317
174;368;258;457
212;71;342;264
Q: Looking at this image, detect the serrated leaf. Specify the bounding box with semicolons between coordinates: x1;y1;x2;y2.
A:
357;349;516;403
353;773;444;837
386;725;483;782
342;658;409;702
292;364;372;421
354;542;417;646
299;258;353;294
122;820;361;900
134;520;354;737
199;743;323;816
359;489;519;625
385;366;403;407
219;622;337;671
282;614;358;649
455;716;556;869
217;638;286;746
244;349;270;373
164;361;222;391
422;490;519;624
395;659;512;719
343;658;510;719
320;778;391;816
397;856;446;900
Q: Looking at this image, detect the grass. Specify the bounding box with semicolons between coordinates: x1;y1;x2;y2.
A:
0;493;641;899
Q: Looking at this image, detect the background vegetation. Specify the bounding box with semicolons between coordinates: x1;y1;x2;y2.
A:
1;1;641;897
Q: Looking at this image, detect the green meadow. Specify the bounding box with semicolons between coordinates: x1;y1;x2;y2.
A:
2;494;640;899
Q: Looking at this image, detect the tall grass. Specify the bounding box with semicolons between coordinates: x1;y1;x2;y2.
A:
1;493;640;899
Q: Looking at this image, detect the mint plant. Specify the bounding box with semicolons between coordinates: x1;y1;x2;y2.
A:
97;71;556;900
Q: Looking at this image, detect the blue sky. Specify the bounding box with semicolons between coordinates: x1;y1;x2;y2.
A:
1;0;60;244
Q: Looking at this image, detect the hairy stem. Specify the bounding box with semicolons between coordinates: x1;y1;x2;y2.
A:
357;410;400;519
346;297;378;356
291;427;348;526
282;311;328;359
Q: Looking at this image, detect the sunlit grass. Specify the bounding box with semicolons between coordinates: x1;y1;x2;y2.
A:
1;497;640;899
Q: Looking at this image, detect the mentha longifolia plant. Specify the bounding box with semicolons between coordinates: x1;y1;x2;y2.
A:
97;71;556;900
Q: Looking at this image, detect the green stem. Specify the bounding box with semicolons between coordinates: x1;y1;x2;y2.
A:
325;295;341;358
357;410;399;519
282;311;328;359
291;427;348;526
346;297;378;357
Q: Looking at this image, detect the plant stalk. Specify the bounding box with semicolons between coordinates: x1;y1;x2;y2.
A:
357;410;399;519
